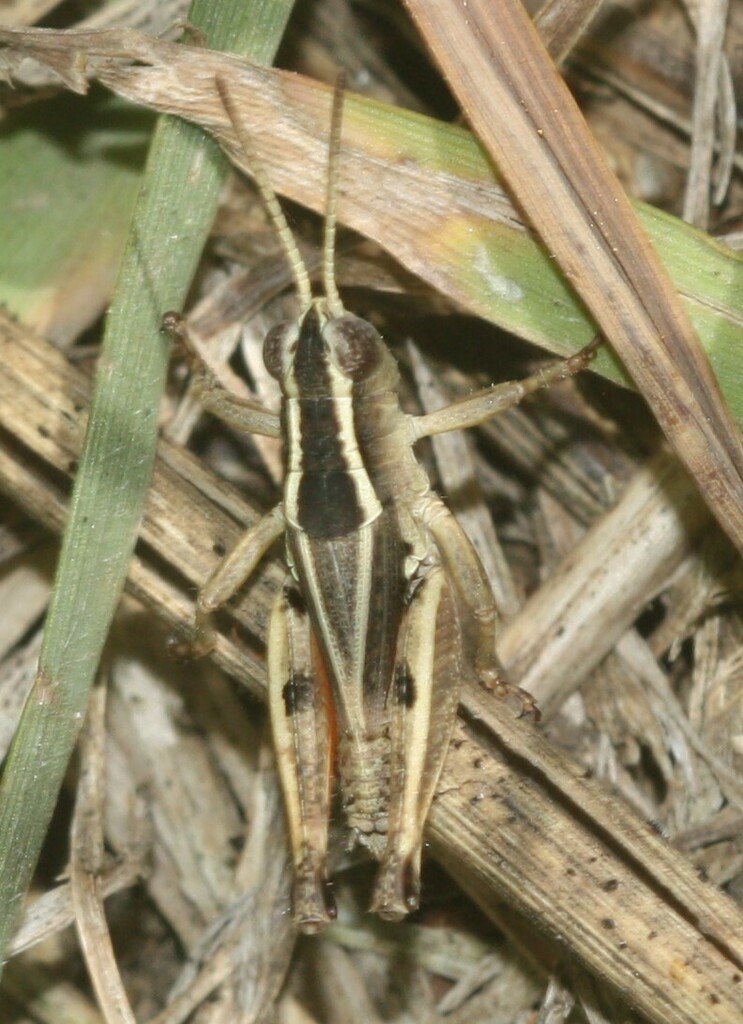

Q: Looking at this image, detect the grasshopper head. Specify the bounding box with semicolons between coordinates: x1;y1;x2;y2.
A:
264;299;399;398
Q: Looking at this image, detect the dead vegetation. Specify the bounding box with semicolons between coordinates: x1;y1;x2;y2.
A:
0;1;742;1022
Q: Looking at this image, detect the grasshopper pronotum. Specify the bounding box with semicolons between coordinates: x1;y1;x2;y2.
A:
164;76;598;932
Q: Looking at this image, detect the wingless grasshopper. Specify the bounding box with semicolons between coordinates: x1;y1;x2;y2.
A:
164;76;598;932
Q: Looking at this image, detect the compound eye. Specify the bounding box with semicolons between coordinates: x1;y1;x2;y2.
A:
324;314;383;381
263;320;298;380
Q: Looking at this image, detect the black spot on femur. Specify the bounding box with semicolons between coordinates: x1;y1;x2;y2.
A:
395;663;416;707
282;673;313;717
284;585;307;614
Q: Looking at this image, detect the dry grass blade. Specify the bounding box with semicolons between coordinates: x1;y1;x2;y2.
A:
682;0;730;226
2;313;743;1021
71;686;137;1024
533;0;605;64
432;718;743;1024
10;860;143;958
401;0;743;555
497;452;711;711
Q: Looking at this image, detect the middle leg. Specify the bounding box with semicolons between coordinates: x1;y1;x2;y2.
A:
170;503;286;659
412;337;600;439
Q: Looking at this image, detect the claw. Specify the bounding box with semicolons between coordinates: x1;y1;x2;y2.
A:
160;310;205;379
293;861;337;934
479;669;541;721
161;310;186;342
166;632;214;662
370;852;420;922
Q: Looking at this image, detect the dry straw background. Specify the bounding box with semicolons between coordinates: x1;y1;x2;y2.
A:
0;0;742;1022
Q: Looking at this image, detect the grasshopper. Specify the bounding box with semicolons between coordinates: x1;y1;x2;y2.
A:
164;76;598;932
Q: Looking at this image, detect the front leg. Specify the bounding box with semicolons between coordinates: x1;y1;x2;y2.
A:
162;311;281;438
170;504;286;659
268;580;335;933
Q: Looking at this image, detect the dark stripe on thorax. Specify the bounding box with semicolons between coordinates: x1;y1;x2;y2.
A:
297;398;350;473
293;306;363;538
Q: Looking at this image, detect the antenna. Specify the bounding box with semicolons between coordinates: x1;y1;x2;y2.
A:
215;76;313;309
323;72;347;318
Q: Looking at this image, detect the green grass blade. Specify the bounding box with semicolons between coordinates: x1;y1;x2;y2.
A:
0;89;151;336
0;0;295;967
335;95;743;407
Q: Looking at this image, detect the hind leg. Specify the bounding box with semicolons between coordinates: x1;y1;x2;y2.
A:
423;496;538;717
371;564;461;920
268;580;335;933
